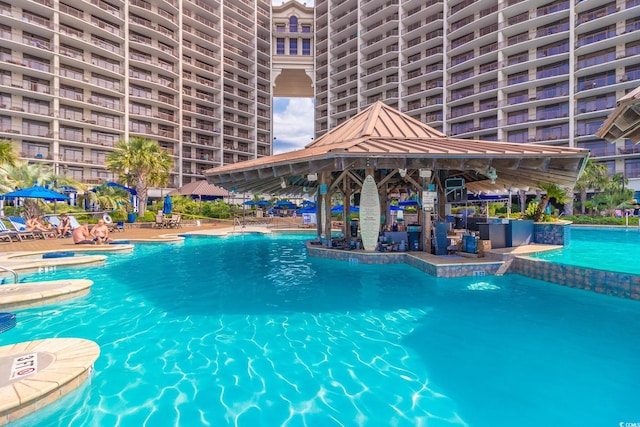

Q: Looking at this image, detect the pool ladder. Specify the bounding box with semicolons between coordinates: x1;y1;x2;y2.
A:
0;265;19;284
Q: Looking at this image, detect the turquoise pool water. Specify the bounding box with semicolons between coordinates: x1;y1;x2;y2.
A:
2;233;639;426
532;226;640;274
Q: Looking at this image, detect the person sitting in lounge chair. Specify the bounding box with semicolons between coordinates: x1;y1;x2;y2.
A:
73;223;94;245
26;215;50;232
57;214;71;237
91;219;112;244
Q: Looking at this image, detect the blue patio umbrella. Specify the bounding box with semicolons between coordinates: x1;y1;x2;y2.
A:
296;205;317;214
2;185;70;214
1;185;70;201
275;200;297;209
244;200;257;206
331;205;359;213
163;194;172;215
256;200;271;206
389;205;404;211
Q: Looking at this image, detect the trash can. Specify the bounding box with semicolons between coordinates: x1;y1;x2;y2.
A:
350;220;359;237
407;225;422;251
127;212;137;223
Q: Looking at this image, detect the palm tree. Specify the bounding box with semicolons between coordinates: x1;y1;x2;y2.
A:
0;161;83;218
82;184;131;213
0;140;17;168
592;173;634;216
574;159;609;215
533;182;570;222
106;137;173;217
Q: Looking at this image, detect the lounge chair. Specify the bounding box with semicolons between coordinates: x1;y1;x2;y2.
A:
45;215;72;237
45;215;60;228
0;218;36;241
6;216;45;239
111;221;125;232
0;220;20;242
67;215;82;230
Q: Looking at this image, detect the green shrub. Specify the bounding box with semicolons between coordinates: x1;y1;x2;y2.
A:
140;211;155;222
562;215;639;225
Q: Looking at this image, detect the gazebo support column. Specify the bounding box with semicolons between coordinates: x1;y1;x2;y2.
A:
343;174;351;243
321;172;332;246
420;170;433;253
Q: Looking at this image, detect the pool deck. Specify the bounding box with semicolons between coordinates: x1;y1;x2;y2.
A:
0;338;100;426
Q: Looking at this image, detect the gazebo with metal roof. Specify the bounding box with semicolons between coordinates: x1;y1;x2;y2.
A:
205;102;589;250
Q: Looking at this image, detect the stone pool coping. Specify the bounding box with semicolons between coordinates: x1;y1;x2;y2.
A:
0;279;93;311
0;338;100;426
306;242;562;277
0;252;108;274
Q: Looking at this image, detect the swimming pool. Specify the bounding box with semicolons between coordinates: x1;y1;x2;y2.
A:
2;233;639;426
532;226;640;274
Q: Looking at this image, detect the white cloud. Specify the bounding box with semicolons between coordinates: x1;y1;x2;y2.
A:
273;98;315;154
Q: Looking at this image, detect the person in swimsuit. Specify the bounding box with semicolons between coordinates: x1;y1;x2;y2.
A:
91;219;112;244
26;215;52;232
73;223;94;244
57;214;71;237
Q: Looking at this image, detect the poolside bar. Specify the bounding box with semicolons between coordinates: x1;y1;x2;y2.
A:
204;102;589;256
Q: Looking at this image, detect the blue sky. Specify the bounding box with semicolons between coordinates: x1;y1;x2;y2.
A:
273;97;315;154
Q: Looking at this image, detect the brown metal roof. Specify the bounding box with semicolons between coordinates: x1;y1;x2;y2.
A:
597;85;640;142
205;101;589;194
307;101;446;147
170;180;229;198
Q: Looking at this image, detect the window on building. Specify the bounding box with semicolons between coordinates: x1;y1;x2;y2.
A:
276;38;285;55
576;118;606;136
537;82;569;99
289;16;298;32
508;109;528;125
577;70;616;91
507;129;529;143
302;39;311;55
625;159;640;178
22;142;49;158
536;61;569;79
289;39;298;55
578;140;616;157
536;102;569;120
535;123;569;141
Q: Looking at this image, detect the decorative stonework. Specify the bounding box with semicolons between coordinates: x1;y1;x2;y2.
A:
533;222;570;246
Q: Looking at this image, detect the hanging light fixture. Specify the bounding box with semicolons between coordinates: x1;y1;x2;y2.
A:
487;167;498;184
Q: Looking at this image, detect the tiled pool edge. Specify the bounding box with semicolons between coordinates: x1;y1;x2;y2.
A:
306;244;503;277
307;243;640;300
511;256;640;300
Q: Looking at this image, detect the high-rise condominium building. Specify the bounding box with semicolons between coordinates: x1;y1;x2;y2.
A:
1;0;271;189
316;0;640;188
2;0;640;190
